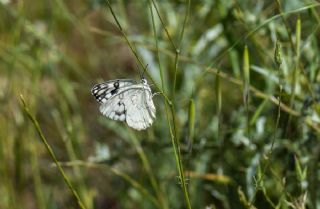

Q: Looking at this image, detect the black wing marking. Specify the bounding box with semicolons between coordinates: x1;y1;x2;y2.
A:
91;79;136;103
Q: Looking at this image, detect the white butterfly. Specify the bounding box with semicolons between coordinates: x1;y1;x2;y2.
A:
91;78;156;130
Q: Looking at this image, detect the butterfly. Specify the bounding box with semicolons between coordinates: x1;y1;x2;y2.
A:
91;78;156;130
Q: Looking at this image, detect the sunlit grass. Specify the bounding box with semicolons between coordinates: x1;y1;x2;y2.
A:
1;1;320;209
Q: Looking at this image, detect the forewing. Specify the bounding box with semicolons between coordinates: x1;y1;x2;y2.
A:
91;79;136;103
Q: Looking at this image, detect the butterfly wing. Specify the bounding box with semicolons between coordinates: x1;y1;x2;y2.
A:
91;79;136;103
98;90;127;122
123;88;156;130
98;85;156;130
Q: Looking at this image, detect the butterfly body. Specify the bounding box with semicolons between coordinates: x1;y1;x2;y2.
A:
91;79;156;130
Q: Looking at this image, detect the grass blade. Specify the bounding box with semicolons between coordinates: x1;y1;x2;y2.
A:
19;94;87;209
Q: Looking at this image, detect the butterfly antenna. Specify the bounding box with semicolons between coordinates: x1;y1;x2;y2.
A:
141;64;148;79
136;62;143;78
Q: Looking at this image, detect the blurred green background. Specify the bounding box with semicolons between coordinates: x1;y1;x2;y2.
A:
1;0;320;208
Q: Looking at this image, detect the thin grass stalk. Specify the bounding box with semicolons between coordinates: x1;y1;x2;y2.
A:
215;69;222;145
215;71;222;117
149;1;192;208
3;169;17;209
54;116;90;208
212;2;320;65
149;0;190;98
238;186;257;209
13;5;25;206
145;3;320;70
275;0;296;53
187;99;195;153
242;45;251;138
178;0;190;48
117;0;128;29
149;0;178;97
147;5;176;187
249;39;283;207
169;104;192;209
215;70;223;171
261;182;277;208
286;17;301;137
149;6;182;209
167;30;319;130
0;126;18;209
271;40;283;152
104;2;167;208
87;26;320;133
57;160;160;207
249;99;268;126
95;32;320;133
173;52;180;98
148;3;165;92
276;2;315;97
89;3;320;127
105;0;172;116
149;0;176;50
110;167;159;207
105;0;145;70
174;0;190;98
127;128;167;209
105;0;171;103
29;133;46;209
13;127;23;198
19;95;87;209
185;98;195;191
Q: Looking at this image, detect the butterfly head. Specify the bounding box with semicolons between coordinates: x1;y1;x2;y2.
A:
141;78;148;85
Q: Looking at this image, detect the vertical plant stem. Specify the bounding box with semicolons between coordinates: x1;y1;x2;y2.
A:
128;129;167;209
149;1;192;208
149;0;178;97
275;0;296;53
271;40;283;152
105;0;145;70
169;104;192;209
187;99;195;154
215;70;223;172
286;16;301;137
149;0;190;99
29;129;46;209
178;0;190;48
185;97;195;193
249;39;283;206
105;0;165;95
242;45;250;137
148;2;165;92
0;129;18;209
52;110;90;208
149;0;176;50
173;52;180;98
105;2;168;209
106;1;192;208
19;95;87;209
174;0;190;97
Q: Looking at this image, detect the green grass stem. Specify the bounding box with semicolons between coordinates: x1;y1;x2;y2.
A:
19;95;87;209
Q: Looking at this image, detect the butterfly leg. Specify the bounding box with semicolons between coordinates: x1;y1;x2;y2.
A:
152;92;163;98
